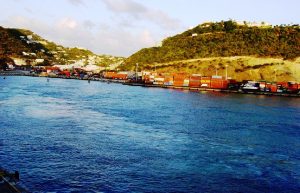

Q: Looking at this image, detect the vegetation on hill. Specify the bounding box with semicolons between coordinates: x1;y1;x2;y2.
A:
0;26;52;59
0;26;124;67
123;20;300;70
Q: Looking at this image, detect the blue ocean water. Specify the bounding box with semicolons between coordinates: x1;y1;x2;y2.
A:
0;76;299;193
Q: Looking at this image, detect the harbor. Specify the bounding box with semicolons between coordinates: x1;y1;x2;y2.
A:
1;1;300;192
1;76;299;192
0;70;299;98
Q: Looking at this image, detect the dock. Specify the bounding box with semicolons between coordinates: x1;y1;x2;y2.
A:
1;71;299;97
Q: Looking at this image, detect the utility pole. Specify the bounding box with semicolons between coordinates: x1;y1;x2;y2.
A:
225;64;228;80
136;63;138;82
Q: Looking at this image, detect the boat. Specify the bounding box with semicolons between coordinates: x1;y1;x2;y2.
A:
241;81;260;92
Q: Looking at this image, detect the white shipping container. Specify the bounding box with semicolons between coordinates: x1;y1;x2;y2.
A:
212;75;222;79
154;77;165;82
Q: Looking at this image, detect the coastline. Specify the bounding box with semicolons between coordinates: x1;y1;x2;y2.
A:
0;71;299;98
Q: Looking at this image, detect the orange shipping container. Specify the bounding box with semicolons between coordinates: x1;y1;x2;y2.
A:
173;74;188;87
104;72;116;79
113;73;127;80
173;80;184;87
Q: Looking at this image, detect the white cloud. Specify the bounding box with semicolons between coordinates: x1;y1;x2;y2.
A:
102;0;146;13
57;18;78;29
83;20;96;29
139;30;155;45
1;15;157;56
67;0;85;6
101;0;182;30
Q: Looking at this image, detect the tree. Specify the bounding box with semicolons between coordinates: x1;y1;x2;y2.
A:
224;20;237;32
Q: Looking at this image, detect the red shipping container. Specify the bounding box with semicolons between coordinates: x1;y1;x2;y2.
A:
269;84;277;93
210;79;228;89
287;82;298;93
189;76;201;88
277;82;288;89
189;80;201;88
62;70;71;77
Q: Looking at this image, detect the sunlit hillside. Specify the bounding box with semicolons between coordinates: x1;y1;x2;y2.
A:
123;20;300;82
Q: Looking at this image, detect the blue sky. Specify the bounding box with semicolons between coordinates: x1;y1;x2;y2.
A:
1;0;299;56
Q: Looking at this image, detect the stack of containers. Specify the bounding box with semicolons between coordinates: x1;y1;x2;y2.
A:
163;75;174;86
210;76;228;89
104;72;116;79
143;74;155;84
153;75;165;85
173;73;188;87
189;74;201;88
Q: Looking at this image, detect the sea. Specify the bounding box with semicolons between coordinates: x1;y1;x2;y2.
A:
0;76;299;193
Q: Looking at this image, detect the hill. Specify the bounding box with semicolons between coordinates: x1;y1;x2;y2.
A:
0;26;124;68
123;20;300;81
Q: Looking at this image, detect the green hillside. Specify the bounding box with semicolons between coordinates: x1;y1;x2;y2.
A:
125;21;300;67
0;26;124;67
0;26;52;59
122;20;300;81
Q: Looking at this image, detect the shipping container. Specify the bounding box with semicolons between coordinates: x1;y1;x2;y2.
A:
189;75;201;88
200;77;211;88
270;84;278;93
104;72;127;80
259;81;267;91
113;73;127;80
287;81;299;93
210;79;228;89
60;70;71;77
164;76;174;86
153;76;164;85
211;75;223;79
173;73;189;87
104;71;116;79
183;79;190;87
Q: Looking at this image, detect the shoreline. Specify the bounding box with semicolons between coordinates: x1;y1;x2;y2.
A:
1;71;299;98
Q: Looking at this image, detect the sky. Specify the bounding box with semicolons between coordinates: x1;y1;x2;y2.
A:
1;0;299;56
